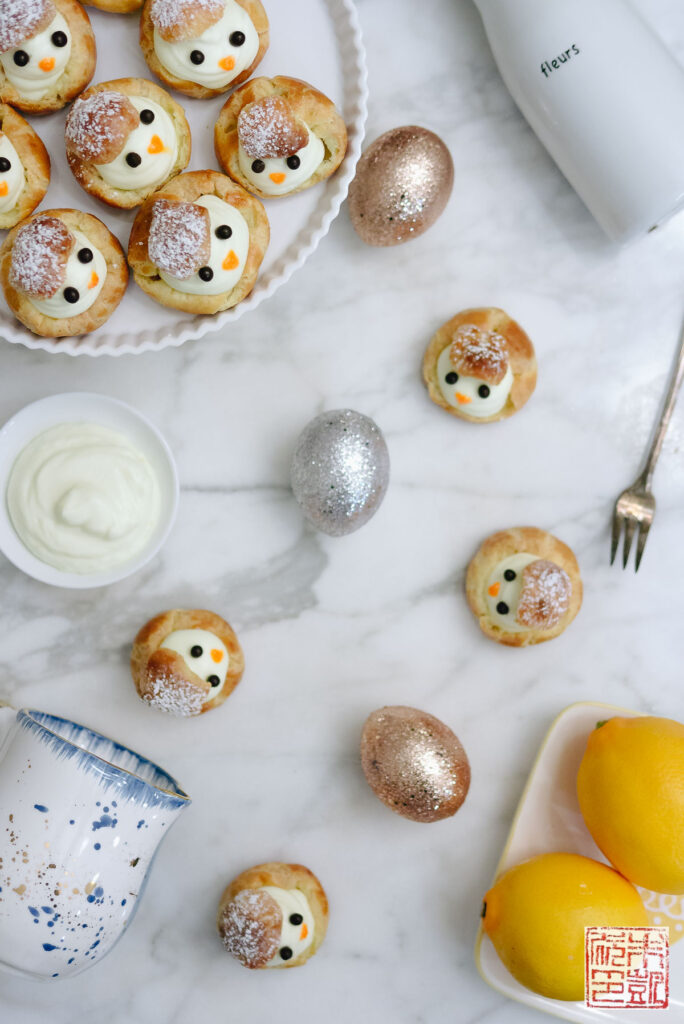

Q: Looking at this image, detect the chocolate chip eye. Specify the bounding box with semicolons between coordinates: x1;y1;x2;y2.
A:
77;248;93;264
190;645;203;658
286;155;301;170
279;947;293;961
478;384;491;398
190;49;205;65
0;158;10;173
229;30;245;46
198;266;214;282
13;50;29;67
126;152;142;168
504;569;516;582
64;287;80;304
289;913;303;925
207;675;220;687
496;601;510;615
51;30;67;47
251;159;265;173
215;224;232;239
140;108;155;125
445;371;458;385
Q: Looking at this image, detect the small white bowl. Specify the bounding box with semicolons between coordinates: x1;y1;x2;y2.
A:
0;393;179;589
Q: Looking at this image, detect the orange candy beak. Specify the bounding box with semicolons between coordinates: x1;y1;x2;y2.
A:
0;182;7;197
87;271;99;290
147;134;168;155
222;250;239;271
39;57;55;72
218;56;235;71
300;923;308;940
269;172;286;185
455;392;472;404
210;649;223;663
488;582;500;597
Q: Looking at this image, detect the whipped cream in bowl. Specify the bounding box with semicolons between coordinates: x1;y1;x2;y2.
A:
0;393;178;588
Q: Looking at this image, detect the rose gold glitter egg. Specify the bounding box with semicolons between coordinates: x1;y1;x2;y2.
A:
360;706;470;822
348;126;454;246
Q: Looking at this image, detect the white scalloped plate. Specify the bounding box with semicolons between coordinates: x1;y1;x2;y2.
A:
474;702;684;1022
0;0;367;356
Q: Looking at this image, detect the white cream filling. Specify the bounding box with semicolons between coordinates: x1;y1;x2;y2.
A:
485;553;538;632
238;127;325;196
29;229;106;319
0;13;71;101
160;628;229;696
153;0;258;89
0;133;25;212
260;888;315;967
159;194;249;296
96;97;177;191
437;346;513;417
6;422;161;574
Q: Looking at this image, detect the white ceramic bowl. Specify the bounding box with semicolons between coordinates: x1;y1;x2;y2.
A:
0;393;179;588
0;0;368;357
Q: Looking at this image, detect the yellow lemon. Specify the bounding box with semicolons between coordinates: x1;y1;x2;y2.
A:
481;852;648;1001
577;716;684;894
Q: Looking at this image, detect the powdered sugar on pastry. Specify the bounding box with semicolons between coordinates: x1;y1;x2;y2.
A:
0;0;55;53
9;215;72;298
148;199;210;279
150;0;223;42
450;324;508;385
142;669;206;716
66;91;140;165
238;96;307;159
219;889;282;968
516;559;571;629
156;194;249;296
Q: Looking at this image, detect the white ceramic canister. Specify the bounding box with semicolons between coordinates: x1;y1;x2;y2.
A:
474;0;684;242
0;708;190;980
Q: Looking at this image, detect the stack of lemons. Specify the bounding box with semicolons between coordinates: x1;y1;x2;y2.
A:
481;716;684;1001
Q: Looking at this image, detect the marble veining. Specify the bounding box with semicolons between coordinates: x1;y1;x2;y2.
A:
2;0;684;1019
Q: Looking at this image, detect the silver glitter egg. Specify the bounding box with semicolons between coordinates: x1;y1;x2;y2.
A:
361;706;471;823
290;409;390;537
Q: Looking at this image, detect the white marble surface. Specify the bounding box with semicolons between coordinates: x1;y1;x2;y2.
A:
2;0;684;1020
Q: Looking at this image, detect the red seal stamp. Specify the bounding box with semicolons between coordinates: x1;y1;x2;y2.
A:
585;926;669;1009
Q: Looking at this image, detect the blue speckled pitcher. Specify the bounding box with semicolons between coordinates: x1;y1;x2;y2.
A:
0;708;190;980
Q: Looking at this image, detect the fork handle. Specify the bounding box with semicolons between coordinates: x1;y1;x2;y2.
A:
640;316;684;488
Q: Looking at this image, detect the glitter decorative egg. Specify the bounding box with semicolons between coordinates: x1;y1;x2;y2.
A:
290;409;390;537
360;706;471;823
348;126;454;246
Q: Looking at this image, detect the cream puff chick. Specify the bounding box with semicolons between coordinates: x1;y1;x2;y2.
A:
423;308;537;423
65;81;190;209
141;0;268;99
237;95;323;196
0;0;95;114
217;863;328;970
465;527;583;647
0;104;50;228
215;76;348;199
128;170;269;314
131;609;245;717
0;210;127;337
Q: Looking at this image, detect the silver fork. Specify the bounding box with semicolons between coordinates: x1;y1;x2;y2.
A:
611;316;684;571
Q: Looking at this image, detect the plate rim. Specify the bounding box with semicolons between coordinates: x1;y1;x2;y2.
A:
0;0;368;358
473;700;641;1022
